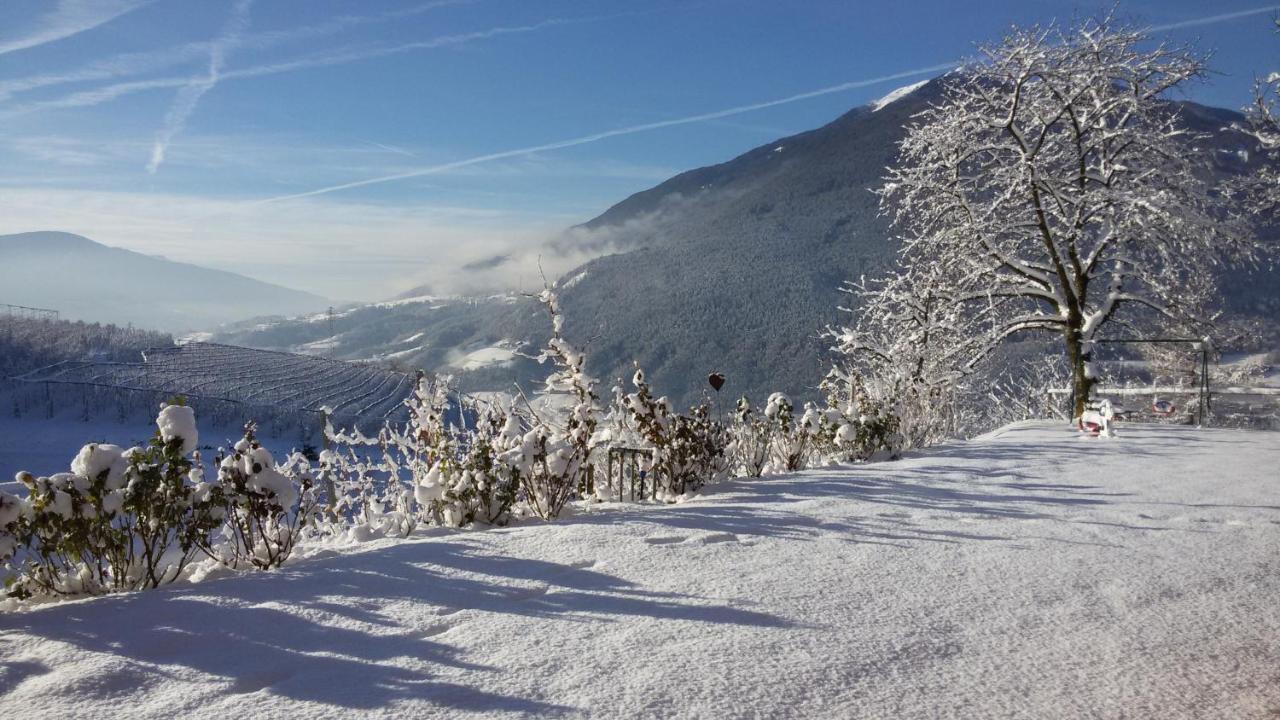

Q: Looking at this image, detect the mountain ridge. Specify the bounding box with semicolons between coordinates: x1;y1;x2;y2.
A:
0;231;331;332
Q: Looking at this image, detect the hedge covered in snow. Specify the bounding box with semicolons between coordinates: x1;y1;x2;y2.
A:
1;287;901;605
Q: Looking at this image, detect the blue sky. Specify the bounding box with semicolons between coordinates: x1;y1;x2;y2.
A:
0;0;1277;300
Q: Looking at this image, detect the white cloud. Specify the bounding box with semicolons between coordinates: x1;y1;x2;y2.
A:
0;0;151;56
0;187;575;301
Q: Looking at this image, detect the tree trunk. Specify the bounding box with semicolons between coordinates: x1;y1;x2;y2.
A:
1064;321;1095;420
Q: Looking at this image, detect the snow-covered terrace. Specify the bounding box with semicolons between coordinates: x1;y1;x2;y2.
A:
9;341;415;427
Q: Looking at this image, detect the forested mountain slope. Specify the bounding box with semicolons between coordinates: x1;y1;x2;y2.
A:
218;78;1280;407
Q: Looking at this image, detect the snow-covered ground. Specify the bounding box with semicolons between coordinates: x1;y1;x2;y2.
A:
2;422;1278;718
446;344;518;371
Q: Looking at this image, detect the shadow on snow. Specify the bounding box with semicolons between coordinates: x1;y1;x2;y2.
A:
1;538;793;714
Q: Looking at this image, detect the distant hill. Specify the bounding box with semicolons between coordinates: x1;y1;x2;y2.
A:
0;232;330;332
214;78;1280;407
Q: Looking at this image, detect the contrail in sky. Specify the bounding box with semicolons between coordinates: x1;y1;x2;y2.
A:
251;62;959;205
0;0;153;56
0;0;474;104
146;0;252;174
1146;4;1280;32
0;14;622;119
252;3;1280;206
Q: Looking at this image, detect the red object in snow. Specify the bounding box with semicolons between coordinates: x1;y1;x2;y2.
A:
1078;399;1114;436
708;372;725;392
1079;419;1104;435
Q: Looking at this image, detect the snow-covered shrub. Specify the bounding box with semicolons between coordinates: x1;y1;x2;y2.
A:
727;396;771;478
200;422;314;570
5;402;221;598
404;375;466;526
825;267;970;451
404;379;521;528
317;376;443;537
319;402;424;539
321;369;528;532
593;383;645;452
763;392;813;472
676;403;729;489
975;351;1072;426
456;402;522;525
726;393;827;475
513;287;601;519
0;489;30;598
813;373;901;462
322;441;418;540
620;366;673;491
620;366;728;497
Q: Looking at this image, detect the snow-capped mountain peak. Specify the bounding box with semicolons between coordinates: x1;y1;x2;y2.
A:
871;79;930;112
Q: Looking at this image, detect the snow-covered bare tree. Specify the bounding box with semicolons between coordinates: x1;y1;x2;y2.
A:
879;16;1257;418
1240;18;1279;214
826;259;993;446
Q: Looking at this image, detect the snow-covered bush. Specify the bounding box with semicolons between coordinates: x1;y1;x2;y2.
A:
0;401;325;601
727;396;772;478
813;372;901;462
405;379;520;528
730;387;898;472
199;422;314;570
320;372;524;532
825;264;975;451
405;375;466;526
321;326;598;529
674;403;729;490
4;402;221;598
0;490;24;566
457;402;522;525
763;392;813;472
319;419;419;540
727;393;844;475
620;366;727;497
512;287;601;519
317;376;446;536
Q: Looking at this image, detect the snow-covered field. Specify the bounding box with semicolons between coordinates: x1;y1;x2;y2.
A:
2;422;1278;718
446;344;518;371
0;408;307;495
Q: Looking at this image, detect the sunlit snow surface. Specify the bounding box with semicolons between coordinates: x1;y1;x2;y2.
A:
2;422;1278;718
